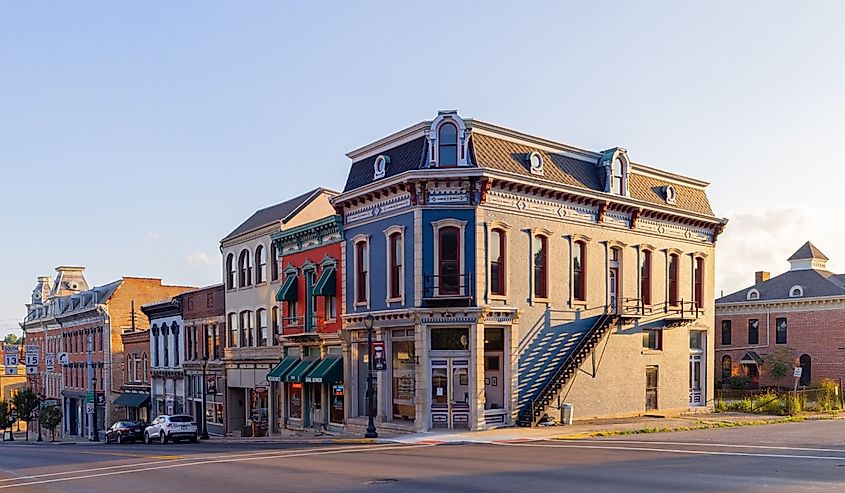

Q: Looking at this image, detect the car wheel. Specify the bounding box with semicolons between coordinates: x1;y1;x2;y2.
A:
145;432;151;445
105;435;111;444
160;432;168;444
117;434;122;445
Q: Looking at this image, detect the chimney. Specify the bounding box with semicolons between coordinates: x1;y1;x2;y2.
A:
755;271;770;284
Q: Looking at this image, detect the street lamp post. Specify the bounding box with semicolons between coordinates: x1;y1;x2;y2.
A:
90;376;99;442
364;314;378;439
200;353;210;440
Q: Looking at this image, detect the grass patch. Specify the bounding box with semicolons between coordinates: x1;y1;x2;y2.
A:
554;416;810;439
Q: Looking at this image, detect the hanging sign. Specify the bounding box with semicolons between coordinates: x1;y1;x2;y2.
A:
372;341;386;371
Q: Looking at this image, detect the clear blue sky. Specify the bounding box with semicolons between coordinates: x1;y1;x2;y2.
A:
2;1;844;337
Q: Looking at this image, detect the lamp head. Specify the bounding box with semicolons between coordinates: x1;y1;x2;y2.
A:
364;314;374;330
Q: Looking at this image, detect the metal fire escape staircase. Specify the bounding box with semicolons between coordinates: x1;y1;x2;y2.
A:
515;298;700;427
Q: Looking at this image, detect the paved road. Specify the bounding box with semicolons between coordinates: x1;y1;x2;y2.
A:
1;420;845;492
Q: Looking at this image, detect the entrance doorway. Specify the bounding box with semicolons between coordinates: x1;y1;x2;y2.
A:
431;358;470;429
609;247;620;313
689;354;703;406
645;366;658;411
309;384;323;429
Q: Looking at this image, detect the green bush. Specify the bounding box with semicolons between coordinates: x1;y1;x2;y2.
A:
727;375;752;389
753;392;786;415
813;378;840;411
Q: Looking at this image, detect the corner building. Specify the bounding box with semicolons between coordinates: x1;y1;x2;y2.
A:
333;111;726;433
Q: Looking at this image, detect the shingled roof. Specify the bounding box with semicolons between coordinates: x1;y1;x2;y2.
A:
222;188;337;242
788;241;828;261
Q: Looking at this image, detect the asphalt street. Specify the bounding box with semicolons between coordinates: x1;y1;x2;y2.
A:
1;420;845;492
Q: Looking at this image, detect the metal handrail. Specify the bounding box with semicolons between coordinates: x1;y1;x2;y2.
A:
423;272;473;298
524;305;614;424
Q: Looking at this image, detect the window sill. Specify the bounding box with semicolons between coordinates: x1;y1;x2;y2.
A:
354;302;369;308
386;296;404;305
571;301;588;308
641;349;664;355
490;294;508;301
255;282;267;288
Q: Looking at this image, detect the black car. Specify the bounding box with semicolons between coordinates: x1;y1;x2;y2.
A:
105;420;146;444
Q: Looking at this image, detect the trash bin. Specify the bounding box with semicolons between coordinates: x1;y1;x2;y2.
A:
560;403;573;425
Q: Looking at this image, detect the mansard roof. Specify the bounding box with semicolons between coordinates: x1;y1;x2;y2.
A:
339;114;716;219
717;269;845;304
222;187;338;242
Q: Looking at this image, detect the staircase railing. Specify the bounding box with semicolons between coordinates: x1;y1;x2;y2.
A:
519;305;617;426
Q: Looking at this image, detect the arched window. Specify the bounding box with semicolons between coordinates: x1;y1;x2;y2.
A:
439;226;461;294
388;231;403;299
747;289;760;301
255;245;266;284
721;355;732;383
573;241;587;302
239;310;253;347
490;228;506;296
271;306;279;336
534;235;548;298
790;285;803;298
610;157;624;195
238;249;252;287
226;253;235;290
227;313;238;348
256;308;268;347
640;250;652;306
694;257;704;309
438;123;458;167
270;243;280;282
668;253;679;307
799;354;811;386
354;239;369;304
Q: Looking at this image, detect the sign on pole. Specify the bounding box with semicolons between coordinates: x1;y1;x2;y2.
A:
26;366;38;375
45;354;55;372
3;348;18;375
86;402;95;415
57;352;69;366
372;341;386;371
793;367;803;378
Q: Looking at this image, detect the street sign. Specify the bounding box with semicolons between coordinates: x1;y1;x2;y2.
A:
26;366;38;375
3;353;18;369
25;345;39;353
373;341;386;371
86;402;95;415
96;392;105;407
57;352;69;365
85;391;95;404
793;367;803;378
25;354;39;366
4;366;17;376
3;345;18;353
45;354;54;372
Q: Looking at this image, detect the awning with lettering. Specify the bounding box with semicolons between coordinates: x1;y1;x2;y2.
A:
284;358;319;383
304;356;342;384
267;356;299;382
276;275;298;302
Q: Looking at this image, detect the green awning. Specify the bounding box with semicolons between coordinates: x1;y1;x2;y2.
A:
313;266;336;296
276;275;298;302
114;392;150;408
305;356;343;384
267;356;300;382
284;358;319;383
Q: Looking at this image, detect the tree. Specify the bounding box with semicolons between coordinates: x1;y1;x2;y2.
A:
11;388;39;441
39;405;62;442
0;400;13;440
2;333;21;345
764;347;796;385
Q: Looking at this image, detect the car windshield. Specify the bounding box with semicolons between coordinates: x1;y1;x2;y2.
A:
169;416;193;423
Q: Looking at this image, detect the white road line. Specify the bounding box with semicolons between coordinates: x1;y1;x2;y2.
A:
568;438;845;453
0;444;432;489
496;441;845;461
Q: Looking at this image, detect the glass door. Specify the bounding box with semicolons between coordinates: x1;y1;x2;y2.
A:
430;358;470;429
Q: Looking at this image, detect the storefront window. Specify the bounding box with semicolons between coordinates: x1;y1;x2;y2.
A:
392;340;416;421
431;328;469;351
330;384;344;424
484;327;505;411
289;383;303;419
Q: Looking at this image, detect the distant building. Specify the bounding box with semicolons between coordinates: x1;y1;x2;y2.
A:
332;111;725;432
220;188;337;436
180;284;226;435
716;242;845;388
21;267;193;437
118;328;151;422
142;298;185;418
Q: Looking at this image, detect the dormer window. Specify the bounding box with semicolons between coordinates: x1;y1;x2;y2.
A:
438;123;458;167
610;158;623;194
373;155;389;180
600;148;629;196
747;289;760;301
789;285;803;298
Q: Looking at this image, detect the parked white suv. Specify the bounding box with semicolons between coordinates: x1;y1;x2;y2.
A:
144;415;198;444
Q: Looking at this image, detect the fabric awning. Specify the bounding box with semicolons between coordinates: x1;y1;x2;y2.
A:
313;267;336;297
305;356;343;384
114;392;150;408
740;351;763;365
284;358;319;383
276;275;298;302
267;356;300;382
